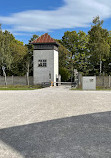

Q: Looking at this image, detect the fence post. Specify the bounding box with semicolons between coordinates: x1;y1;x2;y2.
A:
109;75;111;88
103;73;105;88
12;75;14;85
26;72;29;86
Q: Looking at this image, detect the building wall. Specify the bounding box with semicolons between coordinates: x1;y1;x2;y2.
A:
54;50;59;85
33;49;55;84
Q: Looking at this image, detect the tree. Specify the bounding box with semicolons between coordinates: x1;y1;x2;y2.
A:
56;40;71;81
74;31;89;75
59;67;70;82
62;31;89;79
29;34;39;44
10;40;27;64
0;29;13;84
0;26;27;82
10;41;28;76
102;31;111;75
23;34;39;85
88;16;110;75
62;31;79;81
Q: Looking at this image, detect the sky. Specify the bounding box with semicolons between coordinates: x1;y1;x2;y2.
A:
0;0;111;44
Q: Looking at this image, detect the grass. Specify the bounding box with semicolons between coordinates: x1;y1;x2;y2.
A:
0;85;111;91
71;87;82;90
71;86;111;91
0;85;42;90
96;87;111;90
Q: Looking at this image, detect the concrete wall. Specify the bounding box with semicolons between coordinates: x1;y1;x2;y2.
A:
0;76;33;85
0;75;110;87
96;76;111;88
80;76;111;88
54;50;59;85
33;49;59;85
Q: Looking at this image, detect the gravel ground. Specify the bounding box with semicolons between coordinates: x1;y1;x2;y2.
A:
0;86;111;158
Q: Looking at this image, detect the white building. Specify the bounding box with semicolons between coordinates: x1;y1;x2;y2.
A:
32;33;59;85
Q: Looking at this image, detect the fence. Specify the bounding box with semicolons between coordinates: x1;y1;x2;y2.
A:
0;76;33;85
0;75;111;87
96;75;111;88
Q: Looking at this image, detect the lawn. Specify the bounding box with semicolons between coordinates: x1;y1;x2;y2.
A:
0;85;42;90
71;86;111;91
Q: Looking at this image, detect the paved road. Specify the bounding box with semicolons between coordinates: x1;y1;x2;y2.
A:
0;87;111;158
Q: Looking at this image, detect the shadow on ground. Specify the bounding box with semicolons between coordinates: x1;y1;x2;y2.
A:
0;111;111;158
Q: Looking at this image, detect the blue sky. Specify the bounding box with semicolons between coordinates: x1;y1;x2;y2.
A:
0;0;111;44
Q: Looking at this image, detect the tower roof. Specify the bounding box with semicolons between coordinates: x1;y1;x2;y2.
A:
31;33;57;44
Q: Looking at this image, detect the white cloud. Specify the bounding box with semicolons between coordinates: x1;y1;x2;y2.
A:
0;0;111;33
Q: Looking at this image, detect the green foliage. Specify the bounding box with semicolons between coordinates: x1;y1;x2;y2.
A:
0;29;39;76
29;34;39;43
88;16;110;75
56;40;71;81
59;67;70;82
10;41;27;64
56;40;70;68
25;34;39;76
62;30;90;77
1;16;111;78
0;85;42;90
61;17;111;76
27;34;39;57
0;28;27;76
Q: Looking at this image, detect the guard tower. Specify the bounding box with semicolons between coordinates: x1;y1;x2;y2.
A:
32;33;59;85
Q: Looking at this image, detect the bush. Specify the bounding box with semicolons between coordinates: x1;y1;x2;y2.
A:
59;67;70;82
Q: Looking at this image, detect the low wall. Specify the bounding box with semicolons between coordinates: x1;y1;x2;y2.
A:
0;76;33;85
0;75;111;87
80;75;111;88
96;76;111;88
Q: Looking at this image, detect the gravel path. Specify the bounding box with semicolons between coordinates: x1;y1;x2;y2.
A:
0;87;111;129
0;87;111;158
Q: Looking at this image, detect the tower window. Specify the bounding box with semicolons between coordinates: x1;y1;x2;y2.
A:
49;72;51;79
38;59;47;67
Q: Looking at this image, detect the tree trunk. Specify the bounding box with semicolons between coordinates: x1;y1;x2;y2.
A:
100;57;102;75
26;63;29;86
3;70;7;85
71;53;73;83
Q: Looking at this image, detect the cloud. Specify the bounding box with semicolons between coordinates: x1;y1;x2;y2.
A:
13;32;33;36
0;0;111;33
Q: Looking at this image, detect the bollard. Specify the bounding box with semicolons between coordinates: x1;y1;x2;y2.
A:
51;82;53;87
